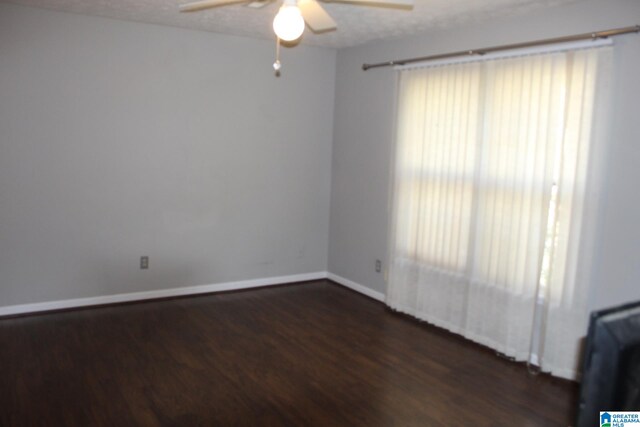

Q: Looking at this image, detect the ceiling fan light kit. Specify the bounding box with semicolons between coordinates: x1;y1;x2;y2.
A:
273;0;305;41
179;0;415;73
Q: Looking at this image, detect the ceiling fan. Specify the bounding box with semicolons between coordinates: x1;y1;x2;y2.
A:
179;0;415;42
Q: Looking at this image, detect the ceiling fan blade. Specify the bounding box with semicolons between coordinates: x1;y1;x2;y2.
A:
327;0;413;7
298;0;337;33
179;0;246;12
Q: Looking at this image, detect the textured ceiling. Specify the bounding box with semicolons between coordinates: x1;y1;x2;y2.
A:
2;0;581;48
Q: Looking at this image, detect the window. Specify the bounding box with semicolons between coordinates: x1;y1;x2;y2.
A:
392;50;599;300
387;44;611;379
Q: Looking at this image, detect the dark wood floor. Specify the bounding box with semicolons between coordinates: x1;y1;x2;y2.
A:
0;280;578;426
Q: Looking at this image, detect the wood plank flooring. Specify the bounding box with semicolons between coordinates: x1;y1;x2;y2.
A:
0;280;578;426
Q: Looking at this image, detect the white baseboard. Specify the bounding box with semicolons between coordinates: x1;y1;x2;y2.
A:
0;271;387;317
0;271;326;317
326;273;386;302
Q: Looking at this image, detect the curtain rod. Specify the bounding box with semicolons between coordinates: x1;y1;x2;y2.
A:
362;25;640;71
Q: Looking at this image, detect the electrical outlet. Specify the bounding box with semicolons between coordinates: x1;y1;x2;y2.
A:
375;259;382;273
140;256;149;270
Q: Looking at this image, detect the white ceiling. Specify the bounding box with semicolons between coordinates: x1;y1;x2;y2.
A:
2;0;581;48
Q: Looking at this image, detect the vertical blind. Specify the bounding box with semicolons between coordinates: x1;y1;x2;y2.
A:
387;45;611;379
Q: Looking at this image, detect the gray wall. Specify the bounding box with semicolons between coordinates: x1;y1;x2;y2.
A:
0;4;335;306
3;0;639;311
328;0;640;310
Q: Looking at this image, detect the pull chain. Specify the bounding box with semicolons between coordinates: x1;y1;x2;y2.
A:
273;37;281;77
